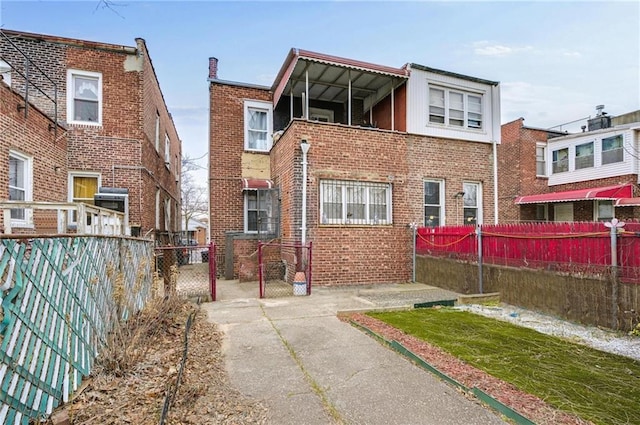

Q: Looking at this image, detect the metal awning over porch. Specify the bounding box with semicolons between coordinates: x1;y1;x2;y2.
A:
241;178;274;190
514;184;633;205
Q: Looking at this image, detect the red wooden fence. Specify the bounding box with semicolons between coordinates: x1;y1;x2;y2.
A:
416;222;640;283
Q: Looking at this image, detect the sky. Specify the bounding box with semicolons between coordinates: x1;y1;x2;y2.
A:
1;0;639;174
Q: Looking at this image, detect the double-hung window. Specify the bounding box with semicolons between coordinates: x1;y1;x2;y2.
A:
244;189;278;234
536;144;547;177
244;100;273;152
155;111;160;151
462;182;481;225
69;172;100;224
67;69;102;125
575;142;594;170
424;180;444;227
552;148;568;173
164;133;171;166
320;180;392;225
602;135;623;165
9;151;32;226
428;86;483;130
595;200;614;222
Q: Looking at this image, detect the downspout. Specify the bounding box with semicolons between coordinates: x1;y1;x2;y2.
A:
492;140;498;224
300;140;310;245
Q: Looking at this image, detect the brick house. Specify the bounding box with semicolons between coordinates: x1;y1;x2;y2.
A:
209;49;501;285
0;29;181;240
501;109;640;222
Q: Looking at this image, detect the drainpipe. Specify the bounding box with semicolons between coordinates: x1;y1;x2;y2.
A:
300;139;310;245
492;140;498;224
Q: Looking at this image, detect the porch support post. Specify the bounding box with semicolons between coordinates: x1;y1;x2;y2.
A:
348;70;352;126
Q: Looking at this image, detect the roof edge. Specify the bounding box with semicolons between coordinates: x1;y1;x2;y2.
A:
209;78;271;91
1;28;137;54
409;63;499;86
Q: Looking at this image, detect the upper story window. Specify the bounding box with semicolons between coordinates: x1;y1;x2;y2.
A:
0;60;11;86
552;147;568;174
155;111;160;151
575;142;594;170
320;180;392;225
424;180;444;227
67;69;102;125
536;144;547;177
429;86;482;130
9;150;32;227
244;100;273;152
164;133;171;165
602;135;623;165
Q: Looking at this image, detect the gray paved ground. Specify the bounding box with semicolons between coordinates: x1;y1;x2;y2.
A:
201;281;507;425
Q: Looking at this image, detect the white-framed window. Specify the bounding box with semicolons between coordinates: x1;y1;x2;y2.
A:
8;151;33;227
320;180;392;225
536;144;547;177
575;141;594;170
424;180;444;227
155;111;160;151
552;147;568;174
244;189;278;234
602;134;623;165
0;60;11;86
155;189;160;229
164;198;171;231
309;107;335;123
67;69;102;125
164;133;171;165
244;100;273;152
462;182;482;225
428;86;483;130
595;200;614;222
68;172;100;224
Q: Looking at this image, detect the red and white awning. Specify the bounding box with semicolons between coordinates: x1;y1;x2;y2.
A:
241;178;274;190
515;184;633;205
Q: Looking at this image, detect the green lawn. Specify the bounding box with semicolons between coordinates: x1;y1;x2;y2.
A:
367;309;640;425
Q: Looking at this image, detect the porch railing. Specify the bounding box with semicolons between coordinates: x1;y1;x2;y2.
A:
0;201;128;236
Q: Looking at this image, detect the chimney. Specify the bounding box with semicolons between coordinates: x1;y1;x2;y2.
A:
209;57;218;79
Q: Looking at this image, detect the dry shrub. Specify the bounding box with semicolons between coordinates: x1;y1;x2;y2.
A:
96;295;196;377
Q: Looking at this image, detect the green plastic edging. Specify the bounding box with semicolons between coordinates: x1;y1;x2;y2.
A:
413;300;456;309
349;321;393;347
472;388;536;425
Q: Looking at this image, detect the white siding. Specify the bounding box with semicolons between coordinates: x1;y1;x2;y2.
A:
405;67;500;143
548;128;635;186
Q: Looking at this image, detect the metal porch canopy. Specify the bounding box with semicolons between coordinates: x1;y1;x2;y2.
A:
242;178;274;190
514;183;633;205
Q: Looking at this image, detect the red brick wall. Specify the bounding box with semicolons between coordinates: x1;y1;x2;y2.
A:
0;83;68;233
271;120;495;286
209;82;271;249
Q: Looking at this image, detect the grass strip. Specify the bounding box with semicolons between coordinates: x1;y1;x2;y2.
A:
368;308;640;425
261;305;345;425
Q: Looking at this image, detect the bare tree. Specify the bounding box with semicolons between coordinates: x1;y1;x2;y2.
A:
181;154;207;241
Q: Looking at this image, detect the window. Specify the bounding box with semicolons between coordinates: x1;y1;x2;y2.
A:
155;111;160;151
67;69;102;125
244;100;273;152
0;60;11;86
424;180;444;227
320;180;392;225
535;204;548;222
9;151;32;226
575;142;594;170
164;133;171;165
69;172;99;224
554;203;574;222
552;148;568;173
309;107;334;123
536;144;547;176
602;135;623;165
244;189;278;234
155;189;160;229
595;200;614;222
428;86;482;130
462;182;481;225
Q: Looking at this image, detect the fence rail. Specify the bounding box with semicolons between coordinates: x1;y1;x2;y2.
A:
417;222;640;283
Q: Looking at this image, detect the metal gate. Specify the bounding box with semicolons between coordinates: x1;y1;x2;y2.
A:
154;242;216;301
258;241;312;298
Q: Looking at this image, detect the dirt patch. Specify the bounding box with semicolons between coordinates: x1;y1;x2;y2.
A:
49;297;267;424
342;312;592;425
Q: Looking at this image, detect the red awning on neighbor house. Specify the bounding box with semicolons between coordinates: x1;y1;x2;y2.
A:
514;184;633;205
241;178;274;190
615;197;640;207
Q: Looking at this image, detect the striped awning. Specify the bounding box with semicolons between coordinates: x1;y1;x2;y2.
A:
515;184;633;205
241;178;274;190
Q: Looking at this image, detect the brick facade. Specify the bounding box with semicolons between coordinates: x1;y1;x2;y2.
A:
0;30;180;239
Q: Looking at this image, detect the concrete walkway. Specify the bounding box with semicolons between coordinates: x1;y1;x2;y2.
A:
202;281;507;425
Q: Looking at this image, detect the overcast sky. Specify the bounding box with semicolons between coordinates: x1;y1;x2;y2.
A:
1;0;638;172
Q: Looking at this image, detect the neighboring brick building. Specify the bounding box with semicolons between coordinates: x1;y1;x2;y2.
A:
210;49;501;285
0;29;181;240
501;109;640;222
